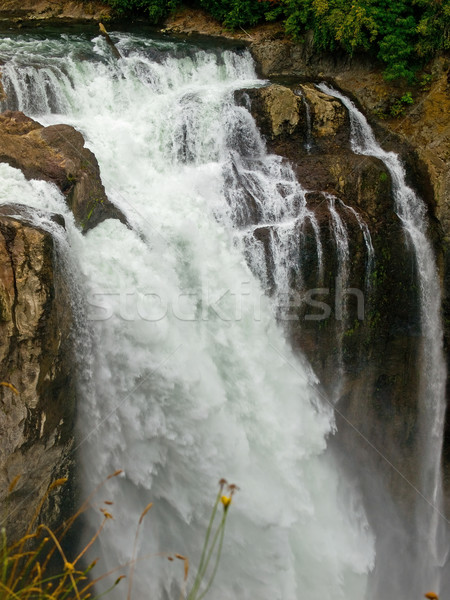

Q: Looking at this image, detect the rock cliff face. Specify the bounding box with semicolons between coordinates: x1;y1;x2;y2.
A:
249;38;450;243
0;112;126;538
235;83;424;514
0;208;75;539
164;4;450;517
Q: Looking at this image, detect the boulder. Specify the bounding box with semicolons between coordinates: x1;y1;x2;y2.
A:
0;111;127;232
297;84;350;151
236;83;351;160
240;84;303;140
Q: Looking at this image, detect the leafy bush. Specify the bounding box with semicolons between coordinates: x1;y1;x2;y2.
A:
196;0;272;28
281;0;427;81
389;91;414;116
414;0;450;58
104;0;182;22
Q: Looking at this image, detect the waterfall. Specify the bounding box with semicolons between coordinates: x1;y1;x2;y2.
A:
324;193;350;392
0;33;375;600
318;83;449;593
326;194;350;293
338;199;374;289
218;104;324;302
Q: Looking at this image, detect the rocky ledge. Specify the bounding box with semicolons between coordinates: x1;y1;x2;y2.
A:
0;111;126;232
0;0;111;26
235;82;423;510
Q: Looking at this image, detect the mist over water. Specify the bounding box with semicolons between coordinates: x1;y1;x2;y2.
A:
0;30;445;600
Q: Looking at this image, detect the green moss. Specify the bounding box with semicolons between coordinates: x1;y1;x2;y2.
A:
81;196;104;229
344;319;361;337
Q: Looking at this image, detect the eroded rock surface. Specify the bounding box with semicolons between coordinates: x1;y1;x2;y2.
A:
244;84;303;139
0;111;126;232
0;209;75;539
0;0;111;24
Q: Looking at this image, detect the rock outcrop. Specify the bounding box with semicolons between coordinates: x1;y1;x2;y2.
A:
236;82;424;513
242;84;303;140
247;39;450;513
0;111;126;232
0;82;128;542
0;112;128;539
0;0;111;25
0;208;75;539
250;40;450;230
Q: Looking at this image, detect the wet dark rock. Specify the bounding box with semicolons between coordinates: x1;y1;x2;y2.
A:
242;81;424;512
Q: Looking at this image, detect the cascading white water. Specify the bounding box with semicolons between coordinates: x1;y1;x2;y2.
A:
323;193;351;393
0;33;375;600
326;194;350;289
338;199;374;289
318;83;449;592
219;104;323;300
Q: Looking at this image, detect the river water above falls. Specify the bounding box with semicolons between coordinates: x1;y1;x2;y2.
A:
0;30;446;600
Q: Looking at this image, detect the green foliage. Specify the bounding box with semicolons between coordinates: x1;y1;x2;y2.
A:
186;479;237;600
281;0;423;80
2;473;234;600
196;0;272;28
283;0;378;53
103;0;449;80
0;476;114;600
105;0;182;23
414;0;450;58
372;90;414;120
389;91;414;117
419;72;433;91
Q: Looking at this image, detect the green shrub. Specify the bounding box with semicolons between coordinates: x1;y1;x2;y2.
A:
105;0;182;22
389;91;414;117
196;0;272;28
